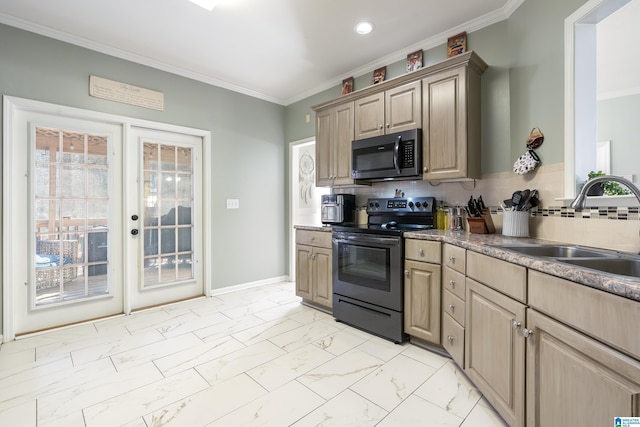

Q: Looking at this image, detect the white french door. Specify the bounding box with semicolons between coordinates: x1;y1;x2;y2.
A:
7;110;125;335
125;127;204;311
4;98;207;338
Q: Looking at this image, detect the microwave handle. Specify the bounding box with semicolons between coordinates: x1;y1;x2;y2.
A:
393;135;401;175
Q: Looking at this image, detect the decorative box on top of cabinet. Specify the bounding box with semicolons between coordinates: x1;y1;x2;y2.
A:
295;229;332;310
354;81;422;140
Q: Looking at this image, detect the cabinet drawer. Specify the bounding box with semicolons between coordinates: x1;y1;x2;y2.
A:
443;244;466;273
467;251;526;303
405;239;441;263
443;266;465;300
528;270;640;359
442;314;464;367
296;230;331;248
443;289;465;326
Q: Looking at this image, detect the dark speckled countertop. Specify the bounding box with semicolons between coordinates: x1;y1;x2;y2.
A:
404;229;640;303
296;225;640;302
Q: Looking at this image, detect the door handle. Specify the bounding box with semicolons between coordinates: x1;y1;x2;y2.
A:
131;229;139;236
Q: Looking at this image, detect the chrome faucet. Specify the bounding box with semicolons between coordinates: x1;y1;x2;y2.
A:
570;175;640;210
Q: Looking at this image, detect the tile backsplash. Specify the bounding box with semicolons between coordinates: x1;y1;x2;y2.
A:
335;163;640;253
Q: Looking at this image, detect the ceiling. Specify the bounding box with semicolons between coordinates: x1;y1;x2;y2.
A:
0;0;517;105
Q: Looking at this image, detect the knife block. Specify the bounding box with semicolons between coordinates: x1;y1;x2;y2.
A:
467;209;495;234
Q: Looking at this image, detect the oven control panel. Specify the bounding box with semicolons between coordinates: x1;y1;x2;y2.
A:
367;197;435;213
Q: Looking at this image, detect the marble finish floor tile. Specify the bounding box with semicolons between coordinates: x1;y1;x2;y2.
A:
0;281;507;427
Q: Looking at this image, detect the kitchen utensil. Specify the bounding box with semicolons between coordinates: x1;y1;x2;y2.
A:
517;189;530;211
478;195;486;211
511;191;522;210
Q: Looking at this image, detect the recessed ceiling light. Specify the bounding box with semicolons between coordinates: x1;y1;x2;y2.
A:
355;21;374;35
189;0;217;11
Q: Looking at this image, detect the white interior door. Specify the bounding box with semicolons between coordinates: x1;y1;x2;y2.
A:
125;127;204;311
7;109;125;336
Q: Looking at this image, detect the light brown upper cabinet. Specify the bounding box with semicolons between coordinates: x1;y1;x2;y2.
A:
315;101;355;186
422;60;484;181
354;81;422;139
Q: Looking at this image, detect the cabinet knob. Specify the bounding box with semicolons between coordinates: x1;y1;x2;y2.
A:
512;320;522;330
523;328;534;338
418;248;424;256
312;254;317;260
448;304;455;312
404;269;409;277
449;279;455;288
385;123;390;128
449;255;455;262
447;335;454;343
379;124;384;129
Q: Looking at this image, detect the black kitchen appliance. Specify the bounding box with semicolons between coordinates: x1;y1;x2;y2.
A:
332;196;435;343
351;129;422;181
321;194;356;225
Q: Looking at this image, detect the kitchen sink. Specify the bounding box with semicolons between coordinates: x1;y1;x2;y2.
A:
559;257;640;280
491;244;616;258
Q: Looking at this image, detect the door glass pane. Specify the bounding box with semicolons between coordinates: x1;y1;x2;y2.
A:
143;142;194;287
34;127;110;306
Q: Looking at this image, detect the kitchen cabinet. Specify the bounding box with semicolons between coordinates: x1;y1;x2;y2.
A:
354;81;422;139
315;101;354;186
441;243;466;366
422;60;483;181
526;270;640;425
404;239;441;344
465;251;527;427
295;229;332;309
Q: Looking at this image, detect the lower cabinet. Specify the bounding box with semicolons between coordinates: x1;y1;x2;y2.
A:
295;230;332;309
404;239;442;344
404;259;441;343
465;278;526;427
526;308;640;426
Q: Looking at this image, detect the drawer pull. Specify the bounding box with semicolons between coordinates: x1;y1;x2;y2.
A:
447;335;454;343
449;279;455;288
448;303;455;312
449;255;456;262
418;248;424;256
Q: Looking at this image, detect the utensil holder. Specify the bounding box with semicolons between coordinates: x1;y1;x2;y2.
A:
502;211;529;237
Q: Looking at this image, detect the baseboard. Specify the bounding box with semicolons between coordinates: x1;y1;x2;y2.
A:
211;275;291;296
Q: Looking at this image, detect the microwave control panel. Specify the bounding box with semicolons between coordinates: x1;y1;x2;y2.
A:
402;140;415;167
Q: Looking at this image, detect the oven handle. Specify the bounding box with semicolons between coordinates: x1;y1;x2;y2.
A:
332;234;401;247
393;135;401;175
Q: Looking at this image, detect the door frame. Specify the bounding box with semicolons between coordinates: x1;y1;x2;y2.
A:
2;96;213;341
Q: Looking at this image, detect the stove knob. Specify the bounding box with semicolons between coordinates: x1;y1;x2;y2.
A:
369;202;374;208
375;202;380;208
408;201;414;209
415;201;421;208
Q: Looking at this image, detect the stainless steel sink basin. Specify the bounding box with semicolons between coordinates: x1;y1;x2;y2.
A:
559;258;640;279
492;244;616;258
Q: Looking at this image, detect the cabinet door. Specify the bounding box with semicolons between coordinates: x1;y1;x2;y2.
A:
315;109;333;186
332;102;355;185
354;92;385;139
527;309;640;427
295;245;313;300
422;67;467;180
404;260;441;344
312;246;333;308
465;278;526;427
385;81;422;133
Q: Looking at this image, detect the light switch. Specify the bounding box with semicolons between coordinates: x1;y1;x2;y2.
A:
226;199;239;209
305;114;311;123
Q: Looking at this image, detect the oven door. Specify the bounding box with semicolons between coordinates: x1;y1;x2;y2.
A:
332;231;403;311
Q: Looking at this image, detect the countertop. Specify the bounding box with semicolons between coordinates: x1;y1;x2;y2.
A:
295;225;640;302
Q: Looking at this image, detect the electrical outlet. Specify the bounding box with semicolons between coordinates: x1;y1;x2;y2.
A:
226;199;239;209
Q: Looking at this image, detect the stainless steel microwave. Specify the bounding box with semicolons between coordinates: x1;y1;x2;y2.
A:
351;129;422;181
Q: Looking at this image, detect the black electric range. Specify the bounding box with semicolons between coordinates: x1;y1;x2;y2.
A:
331;197;435;343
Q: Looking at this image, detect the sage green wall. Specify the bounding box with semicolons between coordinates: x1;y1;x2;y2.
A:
284;0;589;173
0;23;287;332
